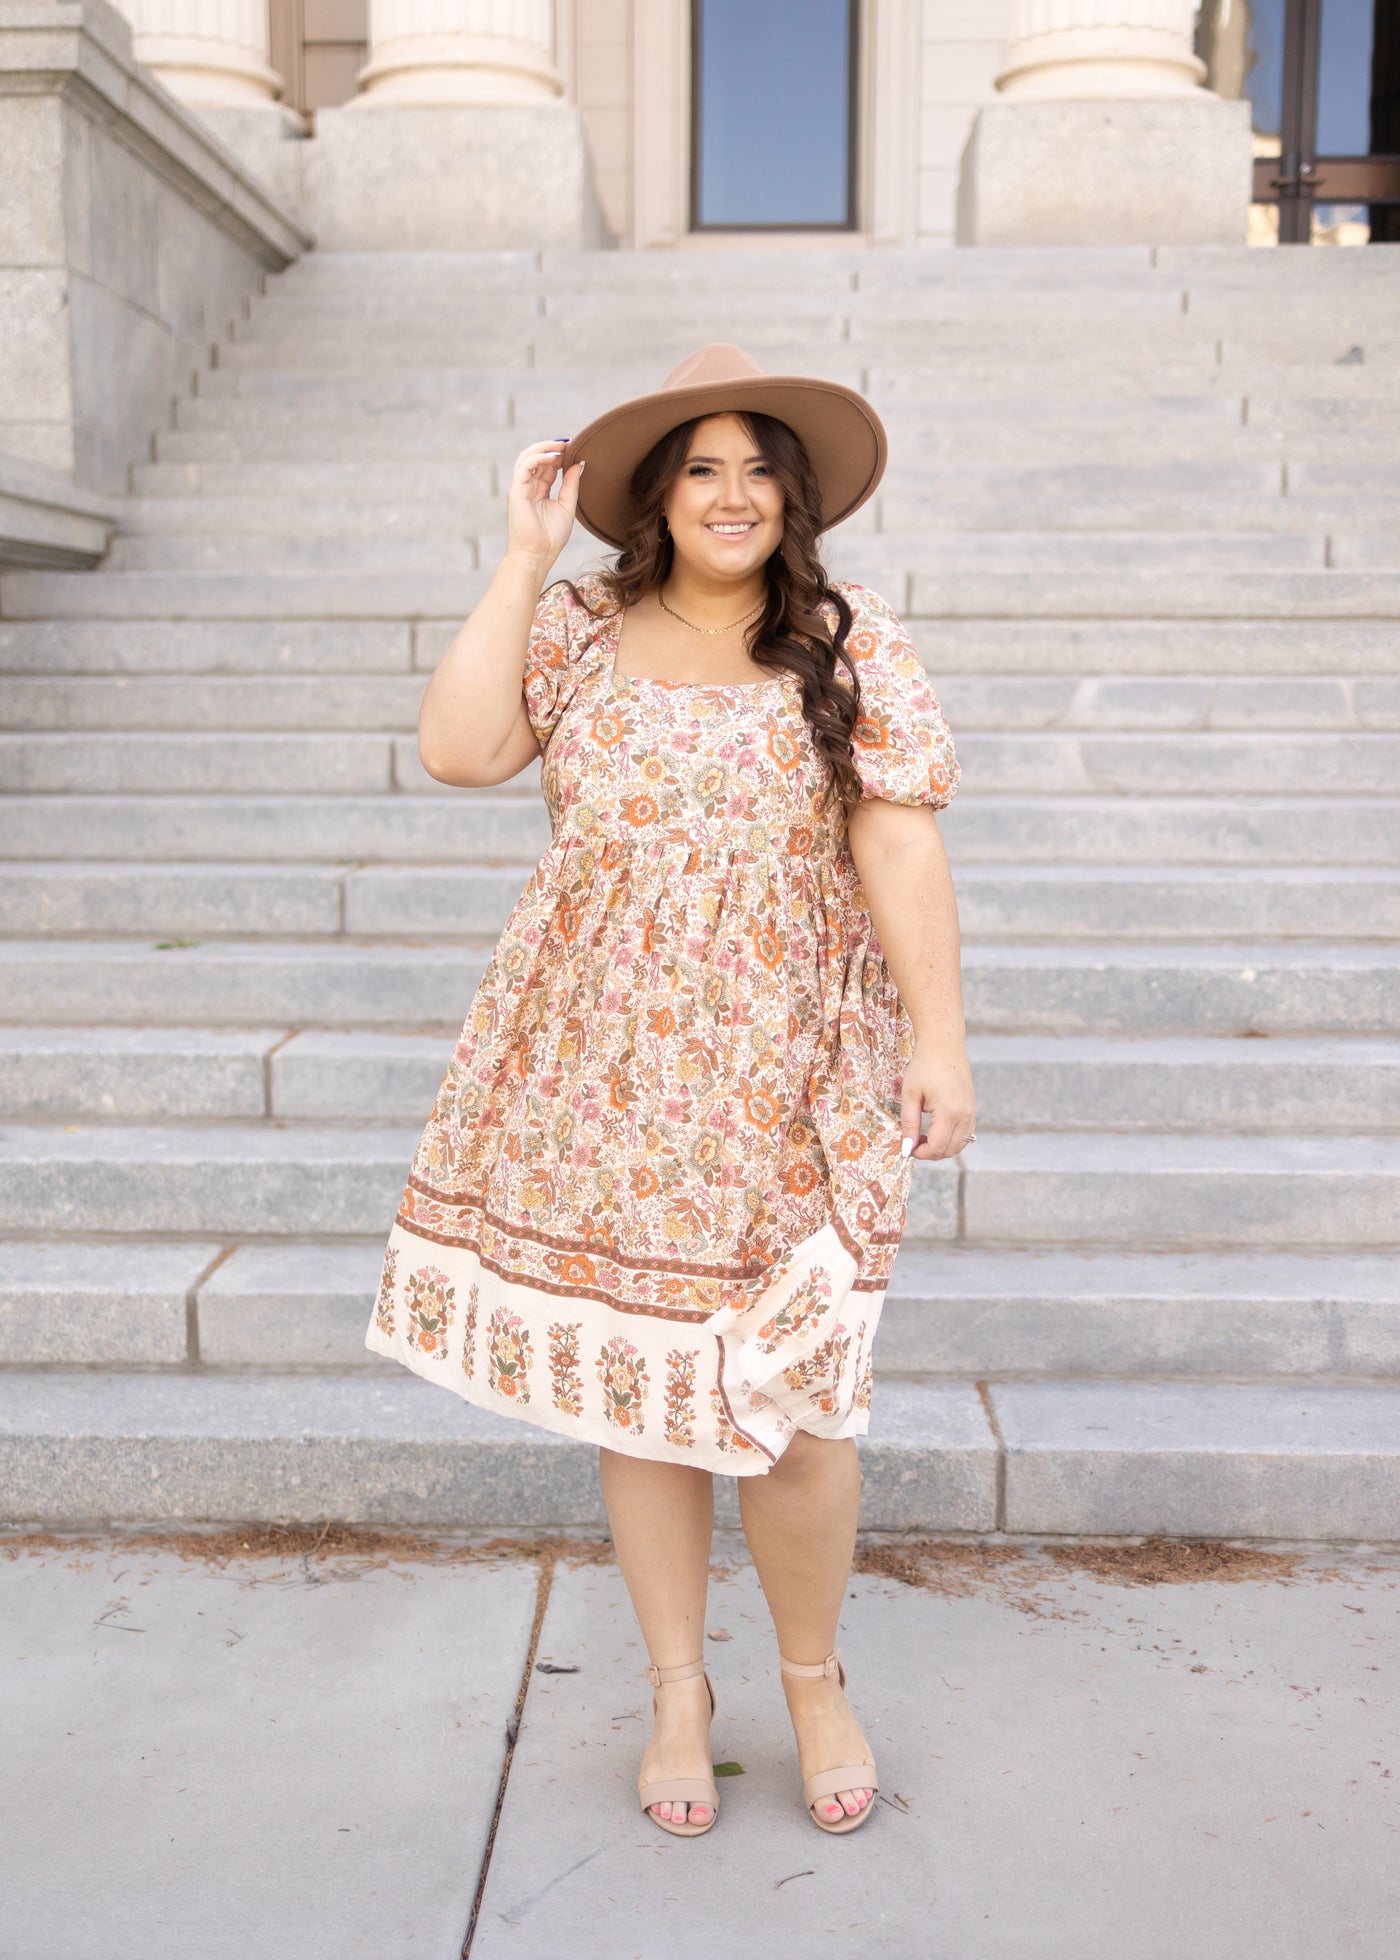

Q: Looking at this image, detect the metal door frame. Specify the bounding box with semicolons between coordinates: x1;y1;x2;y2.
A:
1259;0;1400;242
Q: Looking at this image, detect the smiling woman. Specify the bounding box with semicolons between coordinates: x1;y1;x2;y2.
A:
367;340;971;1845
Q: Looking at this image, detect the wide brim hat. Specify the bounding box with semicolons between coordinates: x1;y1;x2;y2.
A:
562;343;888;550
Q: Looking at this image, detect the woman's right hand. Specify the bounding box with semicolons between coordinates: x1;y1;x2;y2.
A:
505;438;583;574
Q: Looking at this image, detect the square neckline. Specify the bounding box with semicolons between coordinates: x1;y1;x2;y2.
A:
602;598;792;695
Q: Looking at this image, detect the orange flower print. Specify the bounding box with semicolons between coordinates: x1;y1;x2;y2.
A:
622;792;658;827
403;1265;456;1360
765;727;802;773
663;1349;698;1447
487;1306;533;1402
629;1164;661;1200
835;1129;868;1162
590;709;628;748
647;1004;677;1038
787;826;813;856
782;1158;822;1197
606;1061;638;1111
547;1321;584;1416
373;1245;398;1337
742;1086;784;1133
847;628;877;661
752;922;785;970
597;1336;649;1433
852;707;893;753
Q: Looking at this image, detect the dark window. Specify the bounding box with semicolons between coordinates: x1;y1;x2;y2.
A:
691;0;857;230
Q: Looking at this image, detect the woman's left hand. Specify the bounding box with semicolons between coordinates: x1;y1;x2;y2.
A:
899;1037;976;1161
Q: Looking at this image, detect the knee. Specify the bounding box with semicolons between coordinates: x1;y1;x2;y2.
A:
767;1431;858;1491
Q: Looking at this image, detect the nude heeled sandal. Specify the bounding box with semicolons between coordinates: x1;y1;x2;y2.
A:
637;1658;720;1838
779;1648;879;1835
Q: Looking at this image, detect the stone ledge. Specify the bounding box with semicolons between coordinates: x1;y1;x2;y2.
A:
0;0;310;267
0;453;115;568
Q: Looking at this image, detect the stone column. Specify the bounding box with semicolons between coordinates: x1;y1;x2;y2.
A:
996;0;1206;101
956;0;1253;246
113;0;283;106
355;0;563;105
302;0;610;248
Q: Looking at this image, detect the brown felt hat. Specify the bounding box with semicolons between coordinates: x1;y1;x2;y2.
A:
562;343;888;550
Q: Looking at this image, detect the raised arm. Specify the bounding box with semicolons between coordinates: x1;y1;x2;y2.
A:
417;438;583;787
847;798;976;1162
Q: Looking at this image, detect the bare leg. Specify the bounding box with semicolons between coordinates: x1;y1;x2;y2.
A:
737;1432;873;1822
598;1447;716;1826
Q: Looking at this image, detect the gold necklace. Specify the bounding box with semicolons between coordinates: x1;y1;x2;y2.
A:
659;586;766;636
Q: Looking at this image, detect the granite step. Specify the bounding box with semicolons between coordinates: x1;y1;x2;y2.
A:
0;1368;1393;1539
8;567;1400;622
5;1027;1396;1131
6;614;1396;681
1;938;1397;1034
3;1236;1397;1382
3;671;1393;735
9;792;1399;870
0;1124;1395;1249
6;729;1398;798
98;528;1323;577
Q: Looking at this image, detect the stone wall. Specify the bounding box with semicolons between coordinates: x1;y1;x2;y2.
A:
0;0;308;507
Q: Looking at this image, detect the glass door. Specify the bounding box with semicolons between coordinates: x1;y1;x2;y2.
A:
1196;0;1400;243
690;0;859;231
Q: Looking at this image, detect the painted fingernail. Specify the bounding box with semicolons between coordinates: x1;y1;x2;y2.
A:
900;1136;913;1158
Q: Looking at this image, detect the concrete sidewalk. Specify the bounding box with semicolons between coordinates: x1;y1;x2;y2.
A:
3;1528;1397;1960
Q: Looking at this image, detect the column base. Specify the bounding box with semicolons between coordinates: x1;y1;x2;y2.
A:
957;96;1253;248
301;103;612;249
195;104;308;214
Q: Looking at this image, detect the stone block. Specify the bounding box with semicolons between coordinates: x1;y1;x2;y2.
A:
0;1025;276;1118
879;1244;1400;1381
962;1133;1400;1251
0;617;413;676
0;732;392;794
270;1032;446;1120
958;96;1253;248
302;104;613;251
0;1123;420;1237
0;1239;217;1363
994;1380;1400;1539
197;1241;386;1366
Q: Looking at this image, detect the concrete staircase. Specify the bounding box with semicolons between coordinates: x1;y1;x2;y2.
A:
2;244;1398;1539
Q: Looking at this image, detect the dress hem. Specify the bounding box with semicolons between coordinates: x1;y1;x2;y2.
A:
363;1315;871;1478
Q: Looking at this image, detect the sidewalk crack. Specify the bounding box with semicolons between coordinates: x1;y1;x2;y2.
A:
459;1552;557;1956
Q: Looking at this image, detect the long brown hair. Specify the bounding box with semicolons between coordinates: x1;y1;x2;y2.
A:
555;411;863;811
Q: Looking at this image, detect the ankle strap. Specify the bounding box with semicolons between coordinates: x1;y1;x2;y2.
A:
645;1657;707;1688
779;1648;842;1679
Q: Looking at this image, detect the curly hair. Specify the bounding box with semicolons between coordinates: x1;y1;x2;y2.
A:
553;410;863;811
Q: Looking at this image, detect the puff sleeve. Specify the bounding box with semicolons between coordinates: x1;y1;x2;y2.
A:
838;583;960;810
521;576;602;754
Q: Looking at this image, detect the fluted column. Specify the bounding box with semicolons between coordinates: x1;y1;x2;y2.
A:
113;0;283;106
355;0;564;106
996;0;1207;101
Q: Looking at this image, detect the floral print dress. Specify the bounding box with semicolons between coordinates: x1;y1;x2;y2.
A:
365;574;960;1474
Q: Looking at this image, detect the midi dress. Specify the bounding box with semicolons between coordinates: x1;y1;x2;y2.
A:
364;573;960;1474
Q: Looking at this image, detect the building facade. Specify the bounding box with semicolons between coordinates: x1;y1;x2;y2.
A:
104;1;1400;251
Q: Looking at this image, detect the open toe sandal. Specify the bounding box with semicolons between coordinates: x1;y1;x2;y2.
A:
780;1648;879;1836
637;1657;720;1839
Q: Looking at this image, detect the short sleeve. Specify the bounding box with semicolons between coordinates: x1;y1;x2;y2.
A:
517;572;611;748
837;583;960;810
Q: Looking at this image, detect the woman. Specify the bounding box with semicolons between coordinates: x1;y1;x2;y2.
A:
366;344;973;1840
